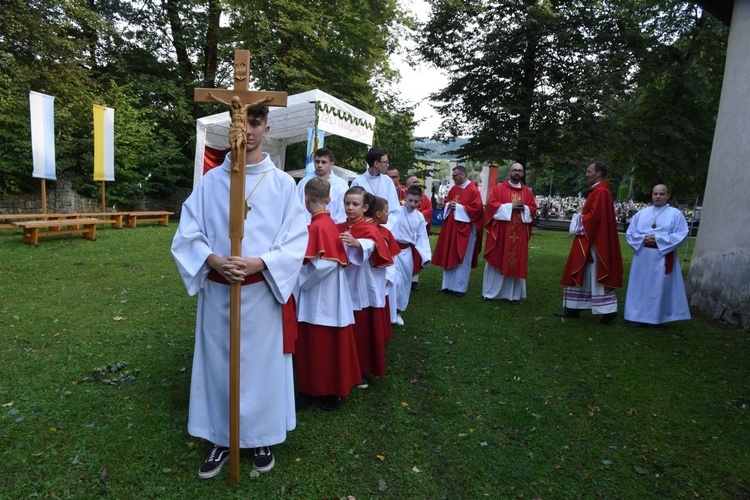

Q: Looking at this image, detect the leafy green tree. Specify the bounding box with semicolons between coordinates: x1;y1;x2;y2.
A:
1;0;420;202
417;0;727;198
419;1;633;169
605;4;727;202
0;0;102;196
221;0;418;172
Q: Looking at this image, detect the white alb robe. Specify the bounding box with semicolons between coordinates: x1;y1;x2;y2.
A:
624;204;691;325
441;227;478;293
343;239;380;310
562;249;618;314
171;153;308;449
351;170;400;213
386;205;432;311
385;263;398;321
297;257;354;327
482;198;533;300
296;173;349;224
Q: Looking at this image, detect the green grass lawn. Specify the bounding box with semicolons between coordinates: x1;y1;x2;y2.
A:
0;224;748;498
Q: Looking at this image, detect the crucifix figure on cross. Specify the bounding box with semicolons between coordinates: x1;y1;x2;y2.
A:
203;94;272;172
171;50;307;486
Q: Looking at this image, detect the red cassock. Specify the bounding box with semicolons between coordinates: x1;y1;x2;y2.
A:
336;218;393;269
561;180;623;290
378;225;401;343
303;211;348;265
296;211;361;397
378;224;402;261
418;193;434;235
484;181;537;279
397;184;407;204
432;182;484;269
335;218;393;376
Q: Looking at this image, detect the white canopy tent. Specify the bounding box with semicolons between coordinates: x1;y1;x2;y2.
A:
193;89;376;187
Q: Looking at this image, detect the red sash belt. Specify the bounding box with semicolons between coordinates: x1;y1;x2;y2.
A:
207;268;265;286
206;268;298;354
396;241;423;276
644;242;674;275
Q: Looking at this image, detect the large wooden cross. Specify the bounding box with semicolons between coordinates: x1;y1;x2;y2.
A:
194;50;287;485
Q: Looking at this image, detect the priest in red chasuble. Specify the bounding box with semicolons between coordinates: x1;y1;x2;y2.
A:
482;163;537;303
432;165;484;297
556;161;623;324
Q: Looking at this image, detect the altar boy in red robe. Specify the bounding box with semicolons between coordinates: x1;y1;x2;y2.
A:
295;178;361;410
337;187;394;388
371;197;400;339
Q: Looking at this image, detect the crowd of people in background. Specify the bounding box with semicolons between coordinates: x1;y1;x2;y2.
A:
535;195;700;228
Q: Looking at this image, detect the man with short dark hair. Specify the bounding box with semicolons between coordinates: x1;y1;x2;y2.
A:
351;147;400;212
623;184;691;327
172;105;308;478
296;147;348;224
386;165;406;203
482;163;537;303
432;165;484;297
405;174;433;234
556;161;623;323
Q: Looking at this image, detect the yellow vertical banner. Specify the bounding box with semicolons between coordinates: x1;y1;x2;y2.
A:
93;105;115;181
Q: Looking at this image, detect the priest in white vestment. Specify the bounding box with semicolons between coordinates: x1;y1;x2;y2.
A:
171;105;308;479
624;184;691;327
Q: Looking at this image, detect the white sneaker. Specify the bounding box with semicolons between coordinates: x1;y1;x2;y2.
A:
356;378;369;389
394;314;404;326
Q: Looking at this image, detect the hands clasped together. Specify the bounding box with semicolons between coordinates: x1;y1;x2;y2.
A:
208;254;266;283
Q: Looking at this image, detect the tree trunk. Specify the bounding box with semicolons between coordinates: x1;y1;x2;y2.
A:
517;29;538;168
203;0;221;88
165;0;195;86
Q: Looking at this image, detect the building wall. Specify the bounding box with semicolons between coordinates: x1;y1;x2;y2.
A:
686;1;750;328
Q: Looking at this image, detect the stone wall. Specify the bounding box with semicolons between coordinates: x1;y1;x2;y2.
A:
0;180;192;216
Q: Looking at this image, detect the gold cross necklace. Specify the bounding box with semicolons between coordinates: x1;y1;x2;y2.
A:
651;205;668;229
244;170;271;219
365;173;381;196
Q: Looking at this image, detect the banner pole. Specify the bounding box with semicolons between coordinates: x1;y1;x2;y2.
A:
41;179;47;214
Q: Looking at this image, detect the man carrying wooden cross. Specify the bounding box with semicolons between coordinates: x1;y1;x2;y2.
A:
171;96;308;478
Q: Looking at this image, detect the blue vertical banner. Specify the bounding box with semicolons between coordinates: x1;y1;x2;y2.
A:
29;91;57;180
305;128;325;175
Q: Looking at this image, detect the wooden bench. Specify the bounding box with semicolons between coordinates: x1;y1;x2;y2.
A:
126;211;173;228
0;213;70;230
64;212;129;229
12;218;100;246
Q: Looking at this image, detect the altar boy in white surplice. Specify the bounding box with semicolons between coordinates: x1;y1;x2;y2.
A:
171;104;308;479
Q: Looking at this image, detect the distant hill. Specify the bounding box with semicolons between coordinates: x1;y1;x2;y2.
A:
415;137;470;160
